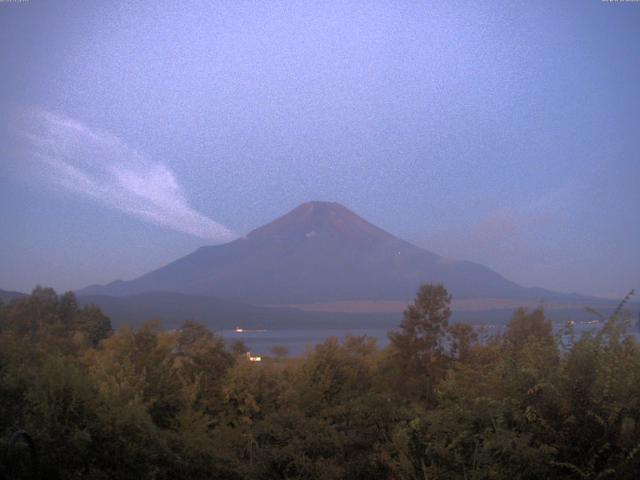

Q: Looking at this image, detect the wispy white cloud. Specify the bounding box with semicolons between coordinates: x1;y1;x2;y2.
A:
13;108;235;241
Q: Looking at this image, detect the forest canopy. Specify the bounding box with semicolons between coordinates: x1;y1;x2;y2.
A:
0;285;639;479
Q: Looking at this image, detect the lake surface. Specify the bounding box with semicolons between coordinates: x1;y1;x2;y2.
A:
220;327;393;356
220;320;640;357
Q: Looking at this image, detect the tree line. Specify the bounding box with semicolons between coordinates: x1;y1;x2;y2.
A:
0;284;638;479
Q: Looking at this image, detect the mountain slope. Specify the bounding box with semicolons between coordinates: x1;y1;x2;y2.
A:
77;291;301;329
76;291;403;330
0;289;28;303
78;201;584;304
77;291;627;332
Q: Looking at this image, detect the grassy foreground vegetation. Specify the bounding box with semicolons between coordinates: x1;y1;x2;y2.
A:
1;285;639;479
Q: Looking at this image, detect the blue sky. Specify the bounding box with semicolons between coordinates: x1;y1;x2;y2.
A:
1;0;638;298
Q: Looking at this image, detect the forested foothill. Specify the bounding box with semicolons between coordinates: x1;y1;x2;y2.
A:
1;285;638;479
